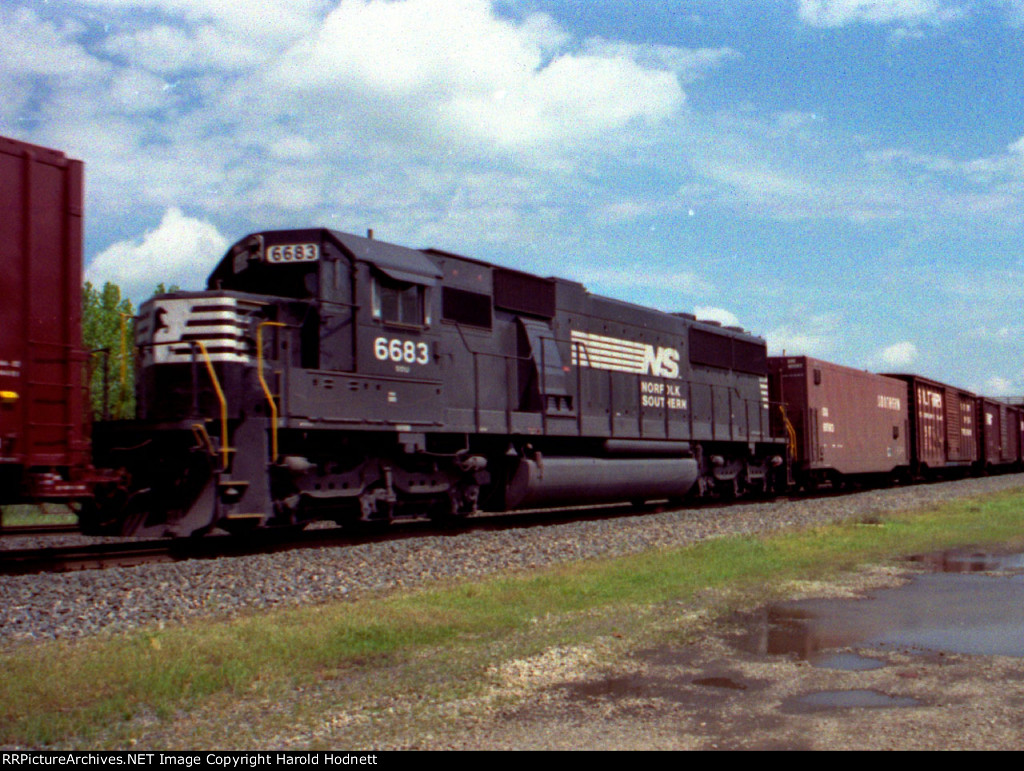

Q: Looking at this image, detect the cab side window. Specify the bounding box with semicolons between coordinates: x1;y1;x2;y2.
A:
371;275;430;327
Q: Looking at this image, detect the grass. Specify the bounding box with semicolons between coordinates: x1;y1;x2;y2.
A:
4;487;1024;747
1;504;77;527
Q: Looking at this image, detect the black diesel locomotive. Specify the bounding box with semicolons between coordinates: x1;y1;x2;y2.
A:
89;228;784;536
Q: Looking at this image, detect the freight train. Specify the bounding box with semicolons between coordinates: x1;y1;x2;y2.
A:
2;136;1021;537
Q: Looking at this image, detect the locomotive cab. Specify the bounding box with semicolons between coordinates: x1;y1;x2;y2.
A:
96;229;472;536
197;230;470;531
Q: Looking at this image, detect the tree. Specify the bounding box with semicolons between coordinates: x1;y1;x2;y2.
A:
82;282;136;420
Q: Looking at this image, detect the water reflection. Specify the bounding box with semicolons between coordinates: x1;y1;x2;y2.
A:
743;549;1024;662
783;689;920;712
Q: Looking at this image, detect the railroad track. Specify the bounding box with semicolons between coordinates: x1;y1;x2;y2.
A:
0;484;940;576
0;500;669;576
0;538;179;574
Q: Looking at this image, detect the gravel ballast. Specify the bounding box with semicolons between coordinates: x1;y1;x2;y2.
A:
2;474;1023;645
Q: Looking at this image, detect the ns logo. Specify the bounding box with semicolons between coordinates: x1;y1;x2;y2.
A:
570;330;682;379
642;346;680;379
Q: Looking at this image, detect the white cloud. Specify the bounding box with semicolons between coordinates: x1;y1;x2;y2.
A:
980;375;1016;396
264;0;685;150
1007;0;1024;25
272;0;550;97
445;53;682;147
86;208;230;301
268;135;320;161
108;68;173;113
766;329;835;358
80;0;328;43
581;40;740;83
682;104;1024;224
0;7;106;79
766;313;842;358
0;6;110;128
878;341;918;367
797;0;963;27
102;24;258;74
0;0;739;259
694;306;740;328
567;267;714;297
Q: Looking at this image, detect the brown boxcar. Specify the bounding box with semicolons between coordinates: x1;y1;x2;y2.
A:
0;135;90;503
769;356;909;485
1017;403;1024;465
977;398;1023;469
883;374;978;474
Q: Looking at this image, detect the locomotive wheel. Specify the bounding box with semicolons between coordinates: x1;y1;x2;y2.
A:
219;518;264;536
430;502;470;529
346;518;390;535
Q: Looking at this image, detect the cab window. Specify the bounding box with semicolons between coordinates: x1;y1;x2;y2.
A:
371;276;430;326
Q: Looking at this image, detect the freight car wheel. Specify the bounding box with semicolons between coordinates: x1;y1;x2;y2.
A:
76;484;130;535
75;500;115;536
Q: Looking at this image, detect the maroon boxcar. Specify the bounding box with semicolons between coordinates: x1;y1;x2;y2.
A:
883;374;978;475
0;135;91;503
977;398;1023;470
769;356;909;486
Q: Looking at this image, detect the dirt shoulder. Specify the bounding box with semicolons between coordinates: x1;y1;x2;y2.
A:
382;565;1024;751
102;559;1024;750
434;629;1024;750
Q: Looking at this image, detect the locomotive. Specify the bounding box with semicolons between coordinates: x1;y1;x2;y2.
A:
87;228;786;536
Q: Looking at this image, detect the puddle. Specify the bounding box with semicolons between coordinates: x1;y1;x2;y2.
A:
909;550;1024;573
742;548;1024;661
782;689;921;713
543;549;1024;726
692;676;747;690
807;652;886;671
562;674;704;706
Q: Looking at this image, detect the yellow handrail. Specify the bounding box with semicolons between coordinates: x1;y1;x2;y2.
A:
257;321;287;462
191;422;215;457
778;404;798;460
195;341;230;471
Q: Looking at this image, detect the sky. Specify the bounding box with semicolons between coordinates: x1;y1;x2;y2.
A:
3;0;1024;395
